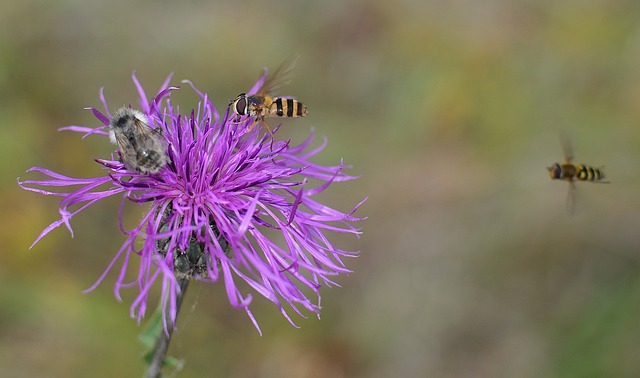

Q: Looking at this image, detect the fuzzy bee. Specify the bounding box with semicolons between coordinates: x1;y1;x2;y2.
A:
108;107;169;174
229;57;308;135
547;134;608;213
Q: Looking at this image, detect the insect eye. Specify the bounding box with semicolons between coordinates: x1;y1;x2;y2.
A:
548;164;562;179
234;94;247;115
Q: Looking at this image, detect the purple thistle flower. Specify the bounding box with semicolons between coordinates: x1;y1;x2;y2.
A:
18;72;365;334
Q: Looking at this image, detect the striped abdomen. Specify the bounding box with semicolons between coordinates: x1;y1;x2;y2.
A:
548;163;606;182
269;97;308;118
575;164;606;181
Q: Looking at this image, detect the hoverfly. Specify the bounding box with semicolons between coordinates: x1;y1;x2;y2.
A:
108;107;169;174
229;57;308;135
547;134;608;213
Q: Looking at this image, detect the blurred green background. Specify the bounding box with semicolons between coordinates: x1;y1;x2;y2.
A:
3;0;640;377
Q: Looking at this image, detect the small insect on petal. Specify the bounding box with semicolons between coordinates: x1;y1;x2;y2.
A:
228;58;308;137
108;107;169;174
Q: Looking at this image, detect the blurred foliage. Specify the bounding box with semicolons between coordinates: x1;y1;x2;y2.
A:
3;0;640;377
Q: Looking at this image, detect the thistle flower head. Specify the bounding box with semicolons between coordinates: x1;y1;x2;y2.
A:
19;72;365;334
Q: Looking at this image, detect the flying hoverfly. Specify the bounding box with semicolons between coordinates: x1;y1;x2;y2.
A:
108;107;169;174
229;57;308;135
547;134;608;213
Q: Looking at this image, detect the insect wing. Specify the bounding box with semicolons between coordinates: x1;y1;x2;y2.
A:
112;130;138;170
565;180;576;215
258;56;299;96
138;118;168;148
559;131;574;163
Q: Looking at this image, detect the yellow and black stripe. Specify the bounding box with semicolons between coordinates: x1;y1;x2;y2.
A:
575;164;605;181
273;97;308;118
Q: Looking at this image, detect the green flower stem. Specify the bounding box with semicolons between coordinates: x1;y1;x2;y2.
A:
146;278;189;378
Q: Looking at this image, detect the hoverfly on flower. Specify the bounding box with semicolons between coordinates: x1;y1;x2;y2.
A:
229;57;308;135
